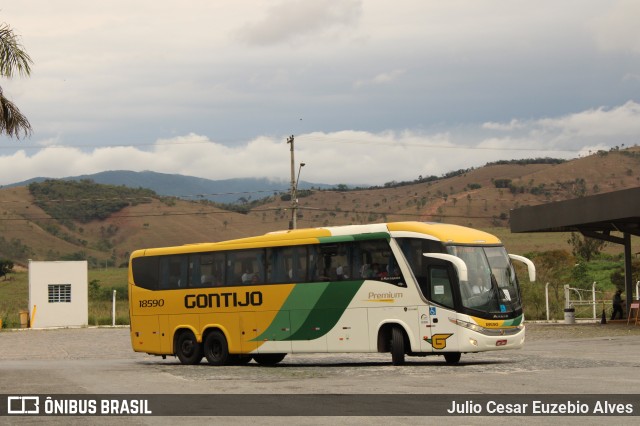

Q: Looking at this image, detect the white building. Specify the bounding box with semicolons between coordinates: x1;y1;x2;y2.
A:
28;260;88;328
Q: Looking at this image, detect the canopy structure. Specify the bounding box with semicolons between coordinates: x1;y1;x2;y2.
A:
510;187;640;313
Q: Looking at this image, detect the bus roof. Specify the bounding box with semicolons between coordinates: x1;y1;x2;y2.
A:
133;221;502;257
386;222;501;245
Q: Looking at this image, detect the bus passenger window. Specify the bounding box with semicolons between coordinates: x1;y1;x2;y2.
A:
159;256;188;290
192;254;217;288
131;256;159;290
227;249;265;286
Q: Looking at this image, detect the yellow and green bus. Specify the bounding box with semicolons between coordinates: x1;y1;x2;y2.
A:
128;221;535;365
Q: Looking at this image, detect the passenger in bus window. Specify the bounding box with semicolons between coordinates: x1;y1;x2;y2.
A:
373;263;386;279
241;270;253;284
336;264;349;280
360;263;372;279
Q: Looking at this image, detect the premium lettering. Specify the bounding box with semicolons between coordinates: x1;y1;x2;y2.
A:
185;291;263;309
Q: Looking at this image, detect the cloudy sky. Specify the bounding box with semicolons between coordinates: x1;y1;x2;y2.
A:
1;0;639;186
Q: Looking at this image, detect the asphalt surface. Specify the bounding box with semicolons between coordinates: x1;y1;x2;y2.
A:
1;323;639;425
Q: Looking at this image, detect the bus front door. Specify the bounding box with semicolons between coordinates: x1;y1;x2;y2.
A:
423;266;460;354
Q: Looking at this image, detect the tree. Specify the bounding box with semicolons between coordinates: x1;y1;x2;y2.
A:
0;22;32;139
522;250;574;319
567;233;607;262
0;259;14;280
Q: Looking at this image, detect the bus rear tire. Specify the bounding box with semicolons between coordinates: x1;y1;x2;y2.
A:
444;352;461;364
203;330;229;366
253;353;286;366
390;326;406;366
175;330;202;365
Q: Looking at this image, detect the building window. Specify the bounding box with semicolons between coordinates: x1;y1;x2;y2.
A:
48;284;71;303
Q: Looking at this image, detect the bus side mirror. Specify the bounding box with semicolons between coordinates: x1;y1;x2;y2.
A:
422;253;468;282
508;254;536;282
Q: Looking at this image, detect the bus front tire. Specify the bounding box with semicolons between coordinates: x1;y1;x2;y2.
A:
444;352;461;364
203;330;229;366
253;353;286;366
390;326;406;366
175;330;202;365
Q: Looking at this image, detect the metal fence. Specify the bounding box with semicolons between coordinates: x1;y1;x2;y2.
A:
542;281;640;321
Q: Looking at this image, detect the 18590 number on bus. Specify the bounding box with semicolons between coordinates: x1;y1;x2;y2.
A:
139;299;164;308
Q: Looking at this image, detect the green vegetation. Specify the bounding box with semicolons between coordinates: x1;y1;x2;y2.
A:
0;270;28;328
29;179;156;225
87;268;129;326
486;158;566;166
520;251;640;320
0;258;14;279
0;236;33;260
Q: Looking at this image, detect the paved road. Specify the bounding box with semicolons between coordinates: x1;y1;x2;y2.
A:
1;323;639;425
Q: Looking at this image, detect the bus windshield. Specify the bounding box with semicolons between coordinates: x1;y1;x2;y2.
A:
446;245;522;315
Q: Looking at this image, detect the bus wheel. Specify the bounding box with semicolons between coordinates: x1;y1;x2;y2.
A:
253;353;286;366
203;330;230;366
175;330;202;365
390;326;406;366
444;352;461;364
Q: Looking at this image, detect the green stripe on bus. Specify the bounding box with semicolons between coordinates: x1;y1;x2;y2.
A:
352;232;390;241
287;280;363;341
317;235;355;243
252;282;329;342
504;315;523;326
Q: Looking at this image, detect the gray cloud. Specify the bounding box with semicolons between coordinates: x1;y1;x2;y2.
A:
236;0;362;46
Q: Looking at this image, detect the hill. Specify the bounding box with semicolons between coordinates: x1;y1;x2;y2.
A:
4;170;330;204
1;148;639;267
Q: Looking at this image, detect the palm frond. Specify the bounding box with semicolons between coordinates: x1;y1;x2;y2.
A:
0;88;32;139
0;23;32;78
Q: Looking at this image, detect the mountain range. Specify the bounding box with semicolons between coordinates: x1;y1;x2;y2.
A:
4;171;333;204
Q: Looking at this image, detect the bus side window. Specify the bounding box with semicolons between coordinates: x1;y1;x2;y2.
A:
227;249;266;285
160;255;188;289
308;245;326;282
293;245;308;282
189;255;202;287
430;266;454;309
267;247;285;283
271;245;308;283
211;253;225;286
333;244;350;280
131;256;159;290
192;254;216;288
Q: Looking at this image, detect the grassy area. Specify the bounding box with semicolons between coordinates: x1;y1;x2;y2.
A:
87;268;130;326
0;272;29;328
0;268;129;329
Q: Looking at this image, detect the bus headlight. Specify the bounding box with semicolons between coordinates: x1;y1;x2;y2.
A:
452;318;485;333
451;318;523;336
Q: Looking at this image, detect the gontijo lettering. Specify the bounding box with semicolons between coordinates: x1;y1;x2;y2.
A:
184;291;263;309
